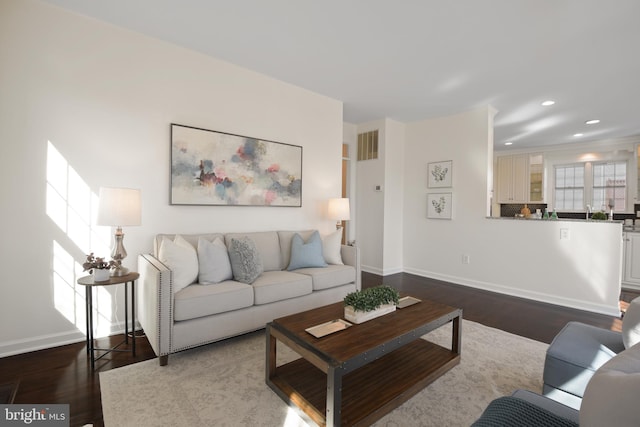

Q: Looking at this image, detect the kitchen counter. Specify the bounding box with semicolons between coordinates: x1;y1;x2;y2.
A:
487;216;624;225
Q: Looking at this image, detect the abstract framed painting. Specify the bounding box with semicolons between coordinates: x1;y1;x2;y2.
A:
427;193;452;219
170;124;302;206
427;160;453;188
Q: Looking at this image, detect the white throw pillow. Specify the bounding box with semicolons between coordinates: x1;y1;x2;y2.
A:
622;296;640;348
158;235;198;293
322;229;343;265
197;237;233;284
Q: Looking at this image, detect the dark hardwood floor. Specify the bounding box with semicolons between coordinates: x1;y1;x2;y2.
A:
1;272;637;426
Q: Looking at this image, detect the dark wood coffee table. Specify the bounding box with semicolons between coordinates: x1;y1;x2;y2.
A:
266;298;462;427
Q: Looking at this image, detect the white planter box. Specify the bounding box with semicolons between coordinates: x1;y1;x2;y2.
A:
344;303;396;324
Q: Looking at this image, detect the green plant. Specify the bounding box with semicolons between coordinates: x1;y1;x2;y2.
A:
82;253;118;272
343;286;400;312
590;211;607;220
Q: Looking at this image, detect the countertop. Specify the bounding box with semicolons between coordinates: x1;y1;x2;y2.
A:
486;216;624;225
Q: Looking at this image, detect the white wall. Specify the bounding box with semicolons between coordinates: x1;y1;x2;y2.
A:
0;0;343;356
382;119;405;274
402;107;621;316
355;120;387;273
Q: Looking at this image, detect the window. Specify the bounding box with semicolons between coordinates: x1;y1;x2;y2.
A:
554;165;584;211
553;161;628;212
592;162;626;212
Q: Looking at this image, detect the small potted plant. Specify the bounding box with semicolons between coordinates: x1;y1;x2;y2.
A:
83;253;117;282
590;211;607;220
343;285;400;324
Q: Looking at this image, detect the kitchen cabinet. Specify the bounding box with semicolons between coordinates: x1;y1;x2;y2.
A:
623;232;640;290
496;154;528;203
496;153;544;203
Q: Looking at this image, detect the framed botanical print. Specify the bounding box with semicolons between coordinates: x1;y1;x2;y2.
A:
427;193;452;219
427;160;452;188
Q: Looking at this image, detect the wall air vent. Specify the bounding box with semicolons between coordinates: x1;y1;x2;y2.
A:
357;130;378;161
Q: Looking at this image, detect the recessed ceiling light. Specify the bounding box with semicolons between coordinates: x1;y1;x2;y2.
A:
573;133;584;137
541;100;555;106
504;142;513;146
585;119;600;125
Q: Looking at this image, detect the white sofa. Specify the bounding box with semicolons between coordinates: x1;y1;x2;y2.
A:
138;230;361;365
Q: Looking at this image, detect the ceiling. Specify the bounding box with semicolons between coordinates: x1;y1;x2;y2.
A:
41;0;640;150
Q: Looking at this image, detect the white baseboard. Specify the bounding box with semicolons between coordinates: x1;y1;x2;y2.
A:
403;267;621;318
0;321;141;358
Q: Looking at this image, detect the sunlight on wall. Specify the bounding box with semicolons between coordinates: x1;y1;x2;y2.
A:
47;141;114;338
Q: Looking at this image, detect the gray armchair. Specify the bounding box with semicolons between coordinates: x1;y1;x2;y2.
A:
473;296;640;426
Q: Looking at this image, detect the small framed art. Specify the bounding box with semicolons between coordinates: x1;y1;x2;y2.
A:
427;193;452;219
427;160;452;188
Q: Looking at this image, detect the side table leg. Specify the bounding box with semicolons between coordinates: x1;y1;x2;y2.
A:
88;286;95;371
124;282;129;345
131;280;136;356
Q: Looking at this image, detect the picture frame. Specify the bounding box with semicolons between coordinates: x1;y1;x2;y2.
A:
170;124;303;206
427;160;453;188
427;193;452;219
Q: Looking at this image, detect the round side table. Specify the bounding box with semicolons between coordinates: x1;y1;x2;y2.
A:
77;272;140;370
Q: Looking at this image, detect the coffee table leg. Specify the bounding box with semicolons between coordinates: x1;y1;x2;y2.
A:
452;314;462;354
326;366;343;427
265;325;276;383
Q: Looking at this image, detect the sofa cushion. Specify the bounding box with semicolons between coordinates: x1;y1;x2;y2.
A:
322;229;344;265
228;237;264;284
579;342;640;426
622;296;640;348
293;264;355;291
225;231;281;271
197;237;233;284
174;281;254;321
287;231;327;271
252;270;312;305
158;235;199;293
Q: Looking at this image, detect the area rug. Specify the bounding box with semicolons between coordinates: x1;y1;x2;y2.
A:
100;320;547;426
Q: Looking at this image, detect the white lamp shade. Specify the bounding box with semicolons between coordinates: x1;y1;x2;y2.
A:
328;198;350;221
97;187;142;226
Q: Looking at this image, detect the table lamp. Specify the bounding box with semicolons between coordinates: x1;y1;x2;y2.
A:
328;198;350;230
97;187;141;276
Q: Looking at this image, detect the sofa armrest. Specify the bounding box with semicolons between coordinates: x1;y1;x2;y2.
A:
341;245;361;291
138;254;173;360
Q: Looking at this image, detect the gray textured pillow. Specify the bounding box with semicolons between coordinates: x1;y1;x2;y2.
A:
622;296;640;348
228;237;263;284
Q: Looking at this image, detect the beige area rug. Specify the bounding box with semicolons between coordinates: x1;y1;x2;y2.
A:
100;320;548;426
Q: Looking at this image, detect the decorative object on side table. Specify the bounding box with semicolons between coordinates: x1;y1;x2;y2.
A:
343;285;400;324
82;253;117;282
